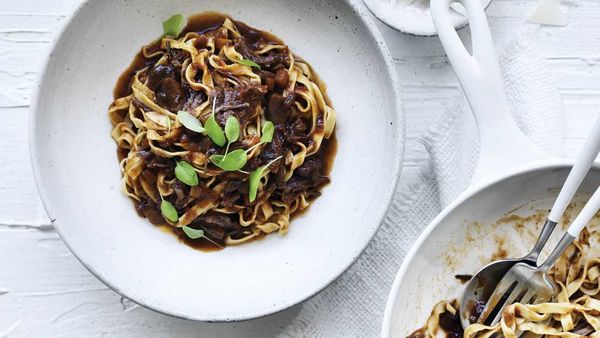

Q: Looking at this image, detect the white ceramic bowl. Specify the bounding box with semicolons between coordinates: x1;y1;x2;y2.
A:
382;167;600;336
29;0;404;321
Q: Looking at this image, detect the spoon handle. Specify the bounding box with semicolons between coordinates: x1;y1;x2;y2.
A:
524;117;600;263
548;116;600;223
540;183;600;272
523;219;557;263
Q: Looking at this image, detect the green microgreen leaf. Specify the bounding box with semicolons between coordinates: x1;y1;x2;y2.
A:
261;121;275;143
248;156;282;202
225;116;240;143
248;168;264;203
236;59;261;69
206;97;225;146
161;199;178;222
205;116;226;146
182;226;205;239
181;226;223;248
174;161;199;186
177;110;204;133
210;149;247;171
162;14;185;37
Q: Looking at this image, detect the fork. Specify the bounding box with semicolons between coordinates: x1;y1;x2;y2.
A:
477;183;600;325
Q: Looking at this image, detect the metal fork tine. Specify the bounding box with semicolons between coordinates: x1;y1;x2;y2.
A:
529;294;539;304
477;279;518;324
520;289;537;305
488;284;528;325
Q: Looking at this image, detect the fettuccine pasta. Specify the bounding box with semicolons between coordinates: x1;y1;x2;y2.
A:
410;227;600;337
109;13;336;249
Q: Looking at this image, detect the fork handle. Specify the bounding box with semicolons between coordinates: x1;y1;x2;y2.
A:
539;233;576;272
567;181;600;237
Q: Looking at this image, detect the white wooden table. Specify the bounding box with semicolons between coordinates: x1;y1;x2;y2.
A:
1;0;599;336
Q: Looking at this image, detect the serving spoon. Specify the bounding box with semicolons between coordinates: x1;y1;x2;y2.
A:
459;115;600;328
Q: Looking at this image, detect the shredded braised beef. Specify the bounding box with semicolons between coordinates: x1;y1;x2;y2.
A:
190;212;244;242
213;83;266;125
234;38;290;69
146;64;185;111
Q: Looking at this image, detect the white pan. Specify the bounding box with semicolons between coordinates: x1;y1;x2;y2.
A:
29;0;403;322
381;0;600;336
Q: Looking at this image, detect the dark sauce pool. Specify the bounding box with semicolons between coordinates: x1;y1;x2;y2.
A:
112;12;337;251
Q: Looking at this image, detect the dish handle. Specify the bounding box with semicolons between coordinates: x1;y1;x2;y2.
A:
430;0;549;187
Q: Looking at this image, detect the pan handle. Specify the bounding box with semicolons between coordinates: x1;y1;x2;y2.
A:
430;0;549;186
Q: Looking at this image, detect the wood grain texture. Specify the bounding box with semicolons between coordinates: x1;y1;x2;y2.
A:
2;0;600;336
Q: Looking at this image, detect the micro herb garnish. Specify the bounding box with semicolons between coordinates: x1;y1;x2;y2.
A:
207;104;271;172
236;59;261;69
174;161;199;186
205;97;226;146
182;226;205;239
248;156;282;202
209;149;247;171
162;14;185;37
177;110;204;133
207;103;246;171
205;116;225;146
220;115;240;157
225;116;240;145
160;197;178;223
181;226;224;248
260;121;275;143
242;120;275;156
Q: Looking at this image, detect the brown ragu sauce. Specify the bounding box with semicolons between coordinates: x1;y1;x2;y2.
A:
113;12;337;251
